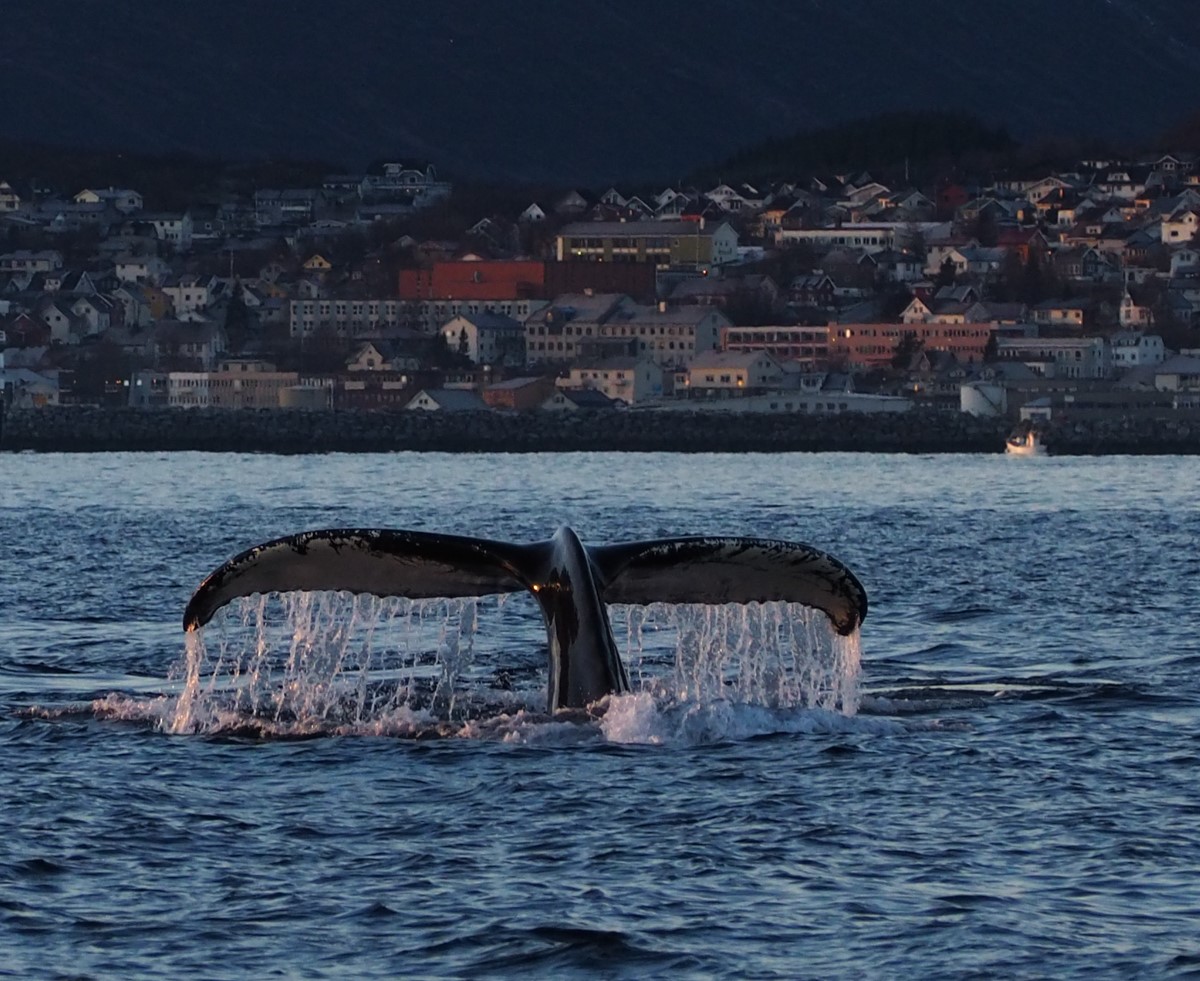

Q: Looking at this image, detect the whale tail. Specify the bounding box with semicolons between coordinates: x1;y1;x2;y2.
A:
184;528;867;634
183;527;867;710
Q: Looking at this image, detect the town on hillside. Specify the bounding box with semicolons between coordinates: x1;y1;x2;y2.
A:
2;151;1200;426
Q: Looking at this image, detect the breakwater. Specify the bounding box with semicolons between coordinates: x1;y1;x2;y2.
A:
1;406;1011;454
3;405;1199;454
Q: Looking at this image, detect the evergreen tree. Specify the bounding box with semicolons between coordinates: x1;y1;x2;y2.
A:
725;285;777;326
223;288;251;352
969;207;999;247
902;222;927;262
891;331;923;369
1021;249;1046;305
991;250;1025;303
983;331;999;363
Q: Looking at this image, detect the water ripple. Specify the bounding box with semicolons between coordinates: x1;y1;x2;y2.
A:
3;452;1199;979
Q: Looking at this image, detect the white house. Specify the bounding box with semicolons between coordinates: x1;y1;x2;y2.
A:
150;322;227;370
70;295;116;334
114;254;171;284
518;202;546;223
997;336;1110;379
562;356;664;404
344;340;420;373
1162;209;1199;245
0;181;22;212
1170;248;1200;276
1118;291;1154;328
706;183;758;212
74;187;143;212
1110;331;1165;370
162;274;218;315
1031;299;1090;328
1153;355;1200;392
37;298;88;344
597;302;728;369
441;312;525;366
0;250;63;273
683;350;785;396
369;163;451;205
110;284;155;328
142;212;193;251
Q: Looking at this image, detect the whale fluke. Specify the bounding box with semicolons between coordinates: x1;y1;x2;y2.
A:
183;526;867;711
591;537;866;636
183;529;537;633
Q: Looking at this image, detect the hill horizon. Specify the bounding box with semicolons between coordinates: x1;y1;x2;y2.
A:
3;0;1199;184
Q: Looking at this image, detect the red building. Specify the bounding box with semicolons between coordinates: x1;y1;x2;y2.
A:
482;375;555;411
829;322;995;369
399;260;546;301
936;181;971;221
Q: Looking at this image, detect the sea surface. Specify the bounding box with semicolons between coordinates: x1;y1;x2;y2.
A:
2;451;1198;980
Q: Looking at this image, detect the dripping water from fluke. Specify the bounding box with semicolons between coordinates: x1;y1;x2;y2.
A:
617;602;860;715
149;593;861;739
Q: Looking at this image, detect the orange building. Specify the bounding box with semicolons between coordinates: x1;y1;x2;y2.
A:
399;260;545;301
829;322;995;369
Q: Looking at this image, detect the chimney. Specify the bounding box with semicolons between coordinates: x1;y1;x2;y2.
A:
658;300;668;314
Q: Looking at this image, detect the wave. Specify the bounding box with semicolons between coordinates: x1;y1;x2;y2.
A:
65;689;911;746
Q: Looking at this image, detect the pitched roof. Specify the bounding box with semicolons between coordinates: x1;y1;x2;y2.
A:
485;376;547;391
453;311;522;331
559;220;724;237
407;388;488;411
689;350;777;370
548;388;617;408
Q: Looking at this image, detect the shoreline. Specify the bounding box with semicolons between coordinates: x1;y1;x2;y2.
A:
2;405;1199;455
0;405;1007;455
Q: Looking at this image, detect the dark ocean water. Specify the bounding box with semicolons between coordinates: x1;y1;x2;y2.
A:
2;451;1198;980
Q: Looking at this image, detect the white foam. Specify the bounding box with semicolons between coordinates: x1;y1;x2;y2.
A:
598;691;908;745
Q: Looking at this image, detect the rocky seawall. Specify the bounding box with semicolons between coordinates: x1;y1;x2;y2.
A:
4;405;1199;454
1;406;1015;454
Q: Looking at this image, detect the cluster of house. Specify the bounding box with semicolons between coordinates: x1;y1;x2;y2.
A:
3;149;1200;422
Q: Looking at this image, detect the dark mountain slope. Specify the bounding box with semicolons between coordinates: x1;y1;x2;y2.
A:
2;0;1196;183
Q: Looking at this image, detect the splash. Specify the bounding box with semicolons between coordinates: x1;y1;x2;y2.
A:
125;592;862;741
166;592;495;735
617;601;860;715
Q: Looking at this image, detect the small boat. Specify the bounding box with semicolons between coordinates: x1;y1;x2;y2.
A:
1005;427;1046;457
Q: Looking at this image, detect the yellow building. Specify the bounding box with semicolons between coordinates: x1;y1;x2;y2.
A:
168;359;301;408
